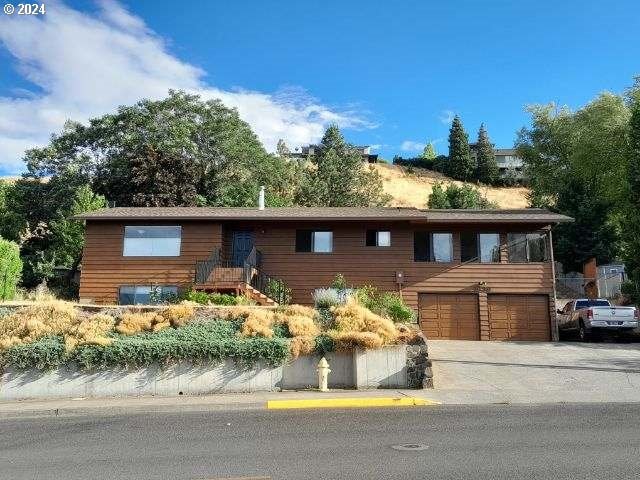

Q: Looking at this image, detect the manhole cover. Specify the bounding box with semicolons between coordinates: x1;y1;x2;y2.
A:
391;443;430;451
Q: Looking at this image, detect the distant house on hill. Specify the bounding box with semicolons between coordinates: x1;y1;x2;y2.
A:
469;145;524;180
290;144;379;163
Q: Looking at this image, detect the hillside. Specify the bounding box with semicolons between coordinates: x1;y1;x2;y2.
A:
373;163;530;209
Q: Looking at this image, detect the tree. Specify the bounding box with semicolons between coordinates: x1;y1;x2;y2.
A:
427;182;497;209
421;142;437;160
475;124;499;184
297;124;389;206
447;116;475;181
24;90;299;208
622;80;640;302
516;93;630;271
276;139;290;157
0;237;22;300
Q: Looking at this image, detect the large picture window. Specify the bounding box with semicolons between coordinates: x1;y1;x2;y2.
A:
123;226;181;257
461;232;501;263
507;233;548;262
414;232;453;262
295;230;333;253
118;285;178;305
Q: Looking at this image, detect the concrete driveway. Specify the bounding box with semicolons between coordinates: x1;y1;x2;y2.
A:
426;340;640;404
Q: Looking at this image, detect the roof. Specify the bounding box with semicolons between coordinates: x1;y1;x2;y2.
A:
73;207;573;224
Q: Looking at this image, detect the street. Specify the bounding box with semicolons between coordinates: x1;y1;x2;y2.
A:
1;404;640;479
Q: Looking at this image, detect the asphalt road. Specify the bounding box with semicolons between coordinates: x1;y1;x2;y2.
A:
2;404;640;480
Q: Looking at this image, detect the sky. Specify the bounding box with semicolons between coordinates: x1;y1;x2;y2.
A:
0;0;639;175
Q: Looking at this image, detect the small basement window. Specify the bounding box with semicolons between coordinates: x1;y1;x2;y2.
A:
366;230;391;247
295;230;333;253
119;285;178;305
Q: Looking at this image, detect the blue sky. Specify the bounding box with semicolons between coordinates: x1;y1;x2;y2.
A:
1;0;639;174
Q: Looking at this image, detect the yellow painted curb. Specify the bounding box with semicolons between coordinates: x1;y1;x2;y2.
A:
267;397;438;410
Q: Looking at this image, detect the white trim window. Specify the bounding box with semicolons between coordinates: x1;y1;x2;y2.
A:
123;226;182;257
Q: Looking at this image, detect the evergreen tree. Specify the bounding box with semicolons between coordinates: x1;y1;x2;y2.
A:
475;124;499;184
421;142;437;160
448;116;475;181
276;139;290;157
297;124;389;206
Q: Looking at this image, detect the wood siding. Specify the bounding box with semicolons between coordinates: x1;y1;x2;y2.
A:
79;220;555;310
78;221;222;304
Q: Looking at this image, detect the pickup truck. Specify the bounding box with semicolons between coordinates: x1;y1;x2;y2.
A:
557;299;638;341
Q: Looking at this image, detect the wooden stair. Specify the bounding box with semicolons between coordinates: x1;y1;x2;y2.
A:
243;284;278;306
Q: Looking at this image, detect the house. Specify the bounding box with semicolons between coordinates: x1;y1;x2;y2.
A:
469;145;525;180
290;144;379;163
74;206;572;341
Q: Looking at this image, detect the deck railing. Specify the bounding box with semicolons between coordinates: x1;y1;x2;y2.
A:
194;247;289;304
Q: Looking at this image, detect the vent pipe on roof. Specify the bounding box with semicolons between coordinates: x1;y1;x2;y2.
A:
258;186;265;210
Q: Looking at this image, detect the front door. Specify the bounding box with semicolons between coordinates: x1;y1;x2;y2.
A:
231;231;254;267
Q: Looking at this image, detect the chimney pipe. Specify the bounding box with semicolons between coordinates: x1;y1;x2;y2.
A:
258;186;265;210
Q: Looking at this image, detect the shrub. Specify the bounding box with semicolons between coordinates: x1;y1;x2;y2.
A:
116;311;165;335
0;335;66;370
331;300;398;345
379;293;415;323
181;289;243;305
0;238;22;300
72;321;290;370
314;333;335;354
233;307;275;338
0;300;78;350
331;274;348;291
331;331;384;351
355;286;415;323
160;302;196;327
264;278;292;305
63;313;115;352
289;336;316;358
313;288;346;309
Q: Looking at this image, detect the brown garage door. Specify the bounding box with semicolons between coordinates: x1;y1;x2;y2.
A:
488;295;551;341
419;294;479;340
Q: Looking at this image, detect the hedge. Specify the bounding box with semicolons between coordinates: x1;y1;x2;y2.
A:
0;321;290;371
0;237;22;301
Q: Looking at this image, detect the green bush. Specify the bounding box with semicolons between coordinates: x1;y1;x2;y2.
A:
380;293;415;323
181;289;243;305
0;335;66;370
355;286;415;323
0;321;290;371
264;278;292;305
0;237;22;300
314;334;335;354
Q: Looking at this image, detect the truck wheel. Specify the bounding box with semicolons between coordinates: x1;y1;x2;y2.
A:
578;321;590;342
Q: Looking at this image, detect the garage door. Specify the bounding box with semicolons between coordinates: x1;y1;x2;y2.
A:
419;294;479;340
488;295;550;341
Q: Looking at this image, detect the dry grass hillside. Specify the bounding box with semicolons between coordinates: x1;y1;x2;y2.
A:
373;163;530;209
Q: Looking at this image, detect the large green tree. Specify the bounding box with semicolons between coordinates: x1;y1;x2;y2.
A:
25;90;299;208
517;93;630;271
622;80;640;302
297;125;389;206
447;116;475;181
475;124;499;184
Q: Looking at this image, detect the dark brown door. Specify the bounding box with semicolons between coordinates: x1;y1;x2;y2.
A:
488;294;551;341
419;293;480;340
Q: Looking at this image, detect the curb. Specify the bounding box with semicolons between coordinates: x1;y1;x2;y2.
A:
267;396;438;410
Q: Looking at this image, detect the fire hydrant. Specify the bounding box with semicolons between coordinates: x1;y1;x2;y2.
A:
317;357;331;392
